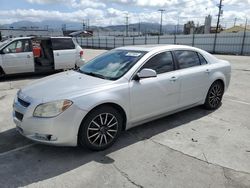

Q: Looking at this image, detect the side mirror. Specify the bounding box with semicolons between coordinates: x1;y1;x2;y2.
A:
136;68;157;80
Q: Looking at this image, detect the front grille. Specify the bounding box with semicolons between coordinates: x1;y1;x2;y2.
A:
15;111;24;121
18;97;30;107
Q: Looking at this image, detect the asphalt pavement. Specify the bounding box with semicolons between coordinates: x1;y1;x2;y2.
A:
0;50;250;188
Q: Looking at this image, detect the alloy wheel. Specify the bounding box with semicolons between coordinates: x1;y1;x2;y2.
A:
208;83;223;108
87;113;118;147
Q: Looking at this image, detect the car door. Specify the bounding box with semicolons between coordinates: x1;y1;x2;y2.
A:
1;39;34;74
51;38;76;70
129;51;181;124
173;50;211;107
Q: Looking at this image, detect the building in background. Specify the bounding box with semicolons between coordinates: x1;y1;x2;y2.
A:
184;15;213;34
183;21;195;34
204;15;212;34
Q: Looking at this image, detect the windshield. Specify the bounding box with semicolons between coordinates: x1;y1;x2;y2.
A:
0;39;12;49
79;50;146;80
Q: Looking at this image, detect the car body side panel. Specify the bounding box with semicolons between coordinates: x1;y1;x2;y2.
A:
72;81;131;126
129;71;181;124
178;64;211;107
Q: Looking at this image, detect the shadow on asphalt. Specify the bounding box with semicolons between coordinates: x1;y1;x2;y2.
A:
0;105;215;187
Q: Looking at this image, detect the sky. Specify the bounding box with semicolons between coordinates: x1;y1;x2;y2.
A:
0;0;249;27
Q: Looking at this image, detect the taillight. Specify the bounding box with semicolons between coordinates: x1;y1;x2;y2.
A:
80;50;83;58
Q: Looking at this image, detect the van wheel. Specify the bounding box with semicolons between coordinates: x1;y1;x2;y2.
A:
78;106;123;151
0;67;5;78
204;81;224;110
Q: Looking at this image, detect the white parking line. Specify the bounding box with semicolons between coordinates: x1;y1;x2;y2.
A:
0;143;36;157
226;98;250;106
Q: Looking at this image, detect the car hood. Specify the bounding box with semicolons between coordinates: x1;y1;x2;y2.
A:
20;70;113;102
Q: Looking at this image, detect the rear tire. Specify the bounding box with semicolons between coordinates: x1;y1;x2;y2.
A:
78;106;123;151
204;81;224;110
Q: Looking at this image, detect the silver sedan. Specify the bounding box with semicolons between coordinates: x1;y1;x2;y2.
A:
13;45;231;150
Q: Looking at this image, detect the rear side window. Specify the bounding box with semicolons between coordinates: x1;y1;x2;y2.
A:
174;50;200;69
141;51;174;74
51;38;75;50
198;53;208;65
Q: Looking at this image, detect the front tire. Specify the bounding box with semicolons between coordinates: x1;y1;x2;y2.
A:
78;106;123;151
204;81;224;110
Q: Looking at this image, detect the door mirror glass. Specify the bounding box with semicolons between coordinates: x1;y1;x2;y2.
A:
137;68;157;79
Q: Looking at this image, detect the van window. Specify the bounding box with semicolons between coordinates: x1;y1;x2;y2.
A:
3;40;31;53
51;38;75;50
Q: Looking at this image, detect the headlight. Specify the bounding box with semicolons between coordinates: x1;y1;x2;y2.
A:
33;100;73;118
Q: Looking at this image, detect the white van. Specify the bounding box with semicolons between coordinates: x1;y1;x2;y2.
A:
0;37;85;77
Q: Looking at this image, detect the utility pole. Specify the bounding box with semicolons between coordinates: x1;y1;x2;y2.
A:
176;16;180;34
158;9;165;35
82;20;86;30
215;0;223;34
87;19;90;30
241;18;248;55
234;17;237;26
138;17;141;36
213;0;223;53
125;13;129;37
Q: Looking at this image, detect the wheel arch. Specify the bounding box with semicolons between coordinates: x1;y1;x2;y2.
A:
79;102;127;131
0;66;5;76
77;102;128;146
210;71;227;91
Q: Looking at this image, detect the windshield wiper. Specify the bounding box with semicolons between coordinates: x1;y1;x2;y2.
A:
82;71;108;80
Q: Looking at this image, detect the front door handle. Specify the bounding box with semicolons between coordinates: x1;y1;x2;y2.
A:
27;55;31;58
170;76;178;82
56;53;59;56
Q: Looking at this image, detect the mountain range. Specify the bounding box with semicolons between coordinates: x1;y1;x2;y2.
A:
0;20;183;34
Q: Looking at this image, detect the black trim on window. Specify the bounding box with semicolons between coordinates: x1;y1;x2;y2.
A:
197;52;208;65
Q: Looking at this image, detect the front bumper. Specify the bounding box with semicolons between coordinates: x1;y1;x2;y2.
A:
13;94;87;146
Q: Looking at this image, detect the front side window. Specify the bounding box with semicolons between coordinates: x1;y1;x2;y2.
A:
140;51;174;74
174;50;200;69
79;50;146;80
3;40;31;54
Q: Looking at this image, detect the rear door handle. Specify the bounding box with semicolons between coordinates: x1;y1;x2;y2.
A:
27;55;31;58
56;53;59;56
205;69;210;73
170;76;178;82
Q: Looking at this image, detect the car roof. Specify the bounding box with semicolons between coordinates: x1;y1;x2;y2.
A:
116;44;201;52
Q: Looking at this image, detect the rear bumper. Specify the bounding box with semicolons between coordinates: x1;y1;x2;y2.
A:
76;58;85;67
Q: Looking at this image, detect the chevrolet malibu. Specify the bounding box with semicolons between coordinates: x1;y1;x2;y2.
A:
13;45;231;150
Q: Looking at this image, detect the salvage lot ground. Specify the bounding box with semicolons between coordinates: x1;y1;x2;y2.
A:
0;50;250;188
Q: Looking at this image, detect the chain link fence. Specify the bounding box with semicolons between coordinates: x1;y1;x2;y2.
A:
75;32;250;55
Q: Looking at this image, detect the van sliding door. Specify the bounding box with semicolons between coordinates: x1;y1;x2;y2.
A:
51;38;76;70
